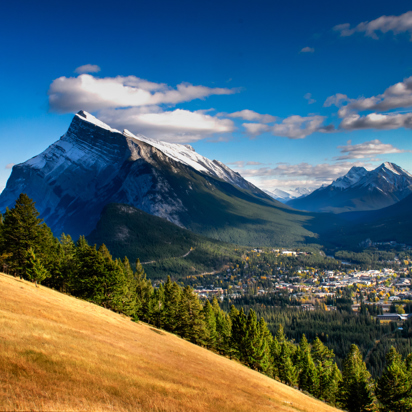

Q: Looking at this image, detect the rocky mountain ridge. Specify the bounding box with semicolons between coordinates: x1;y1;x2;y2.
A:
0;111;316;246
288;162;412;213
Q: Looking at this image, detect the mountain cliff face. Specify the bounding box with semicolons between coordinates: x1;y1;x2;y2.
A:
288;162;412;213
0;111;319;245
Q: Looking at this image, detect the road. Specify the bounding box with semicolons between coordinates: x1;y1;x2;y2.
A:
141;248;193;265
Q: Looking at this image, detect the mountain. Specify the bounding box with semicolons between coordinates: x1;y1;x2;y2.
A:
0;273;340;412
288;162;412;213
328;192;412;247
0;111;323;246
266;187;314;203
87;203;241;279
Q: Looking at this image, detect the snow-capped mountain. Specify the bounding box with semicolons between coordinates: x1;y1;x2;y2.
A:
0;111;300;242
288;162;412;213
329;166;369;190
266;187;314;203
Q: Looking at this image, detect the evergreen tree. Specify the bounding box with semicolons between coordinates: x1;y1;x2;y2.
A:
148;284;165;328
257;317;273;375
52;234;77;292
297;335;319;395
0;193;51;276
271;326;284;379
163;276;181;333
176;286;207;345
238;310;272;374
338;344;377;412
376;346;412;412
134;259;154;322
230;307;247;360
202;300;217;349
212;297;232;356
328;363;342;406
25;247;49;285
311;337;337;402
278;341;297;386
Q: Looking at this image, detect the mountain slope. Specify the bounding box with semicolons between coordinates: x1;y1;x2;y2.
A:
329;192;412;246
0;111;326;246
0;273;340;412
87;203;242;279
288;163;412;213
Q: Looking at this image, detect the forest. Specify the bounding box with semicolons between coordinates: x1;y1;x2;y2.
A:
1;194;412;412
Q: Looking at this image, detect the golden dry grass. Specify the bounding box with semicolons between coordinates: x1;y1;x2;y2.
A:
0;273;341;411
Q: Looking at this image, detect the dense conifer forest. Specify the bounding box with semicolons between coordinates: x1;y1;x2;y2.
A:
1;193;412;411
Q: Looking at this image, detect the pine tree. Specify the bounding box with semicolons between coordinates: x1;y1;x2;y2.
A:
311;337;336;402
376;346;412;412
148;284;165;328
25;247;49;285
338;344;377;412
328;363;342;406
257;317;273;375
271;325;285;380
239;310;271;373
176;286;207;345
278;341;297;386
230;307;247;360
0;193;51;277
212;297;232;356
202;300;217;349
134;259;154;322
52;234;77;292
163;276;181;333
297;335;318;395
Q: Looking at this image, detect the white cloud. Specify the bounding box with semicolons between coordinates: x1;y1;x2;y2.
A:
242;122;270;137
340;112;412;131
240;161;366;180
98;107;234;143
48;74;236;113
335;77;412;117
300;47;315;53
227;109;277;123
304;93;316;104
74;64;101;74
242;115;334;139
247;177;322;191
333;11;412;40
5;163;14;169
237;161;371;192
336;139;408;160
227;160;263;168
227;161;246;168
324;93;350;108
271;115;331;139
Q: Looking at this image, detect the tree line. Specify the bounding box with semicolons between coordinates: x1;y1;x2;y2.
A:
1;194;411;411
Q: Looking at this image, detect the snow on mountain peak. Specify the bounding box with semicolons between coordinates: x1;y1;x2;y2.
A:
72;112;258;192
379;162;412;177
76;110;121;133
331;166;368;189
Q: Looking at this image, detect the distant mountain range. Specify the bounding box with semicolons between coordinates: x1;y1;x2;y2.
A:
266;187;314;203
288;163;412;213
0;111;325;247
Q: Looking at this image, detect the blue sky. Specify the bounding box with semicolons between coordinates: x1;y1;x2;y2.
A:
1;0;412;192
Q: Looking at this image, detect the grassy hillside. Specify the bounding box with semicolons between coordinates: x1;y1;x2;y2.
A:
87;203;245;279
0;273;341;412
